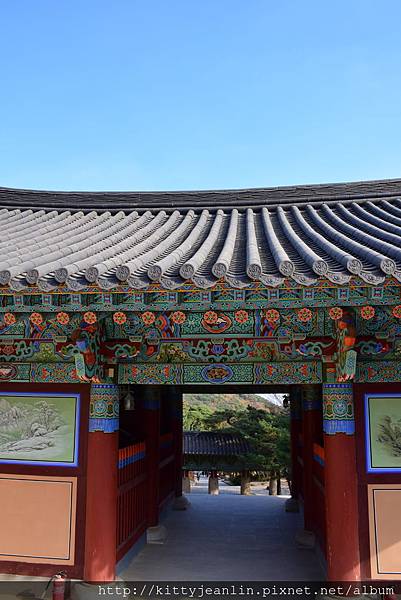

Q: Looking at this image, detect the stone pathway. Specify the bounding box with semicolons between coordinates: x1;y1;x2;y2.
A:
121;478;324;581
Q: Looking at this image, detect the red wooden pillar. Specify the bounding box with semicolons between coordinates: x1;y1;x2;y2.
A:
323;382;361;581
141;387;161;528
301;384;322;532
84;384;119;583
290;387;302;501
171;388;184;498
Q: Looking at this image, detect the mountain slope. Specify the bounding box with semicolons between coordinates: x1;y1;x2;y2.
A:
183;393;283;413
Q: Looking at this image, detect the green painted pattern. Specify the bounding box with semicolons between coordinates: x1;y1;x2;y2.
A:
1;286;401;385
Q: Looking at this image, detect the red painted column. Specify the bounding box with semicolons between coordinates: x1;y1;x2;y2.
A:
301;384;322;532
171;389;184;498
289;387;302;503
323;382;361;581
140;387;161;528
84;384;119;583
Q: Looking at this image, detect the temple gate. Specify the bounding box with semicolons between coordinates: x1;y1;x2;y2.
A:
0;180;401;583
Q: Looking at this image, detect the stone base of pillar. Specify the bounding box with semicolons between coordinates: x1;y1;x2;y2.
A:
182;476;191;493
285;497;300;512
72;580;127;599
295;529;315;549
172;495;191;510
147;524;168;544
208;476;219;495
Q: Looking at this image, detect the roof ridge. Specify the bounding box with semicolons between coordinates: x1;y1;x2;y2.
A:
0;177;401;213
1;176;401;196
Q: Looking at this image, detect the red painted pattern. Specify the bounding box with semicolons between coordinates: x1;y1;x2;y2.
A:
313;442;325;468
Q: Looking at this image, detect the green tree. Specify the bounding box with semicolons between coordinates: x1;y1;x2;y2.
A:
183;403;214;431
197;403;291;490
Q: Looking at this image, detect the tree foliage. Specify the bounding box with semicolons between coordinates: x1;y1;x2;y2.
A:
183;404;215;431
184;393;281;413
183;399;290;479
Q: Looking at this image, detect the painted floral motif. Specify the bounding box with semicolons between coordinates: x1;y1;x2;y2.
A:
360;306;375;320
113;311;127;325
297;308;313;322
30;312;43;326
203;311;218;325
251;342;275;360
0;364;17;379
1;345;15;355
234;310;249;324
392;305;401;319
83;311;97;324
157;343;188;362
329;307;343;321
171;311;186;325
142;311;156;325
3;313;16;326
201;312;232;334
265;309;280;322
56;312;70;325
201;364;234;383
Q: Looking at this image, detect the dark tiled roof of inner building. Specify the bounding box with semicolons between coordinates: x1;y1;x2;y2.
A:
183;432;251;457
2;178;401;291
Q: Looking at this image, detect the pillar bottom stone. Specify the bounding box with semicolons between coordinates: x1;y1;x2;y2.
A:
295;529;315;549
147;524;168;544
285;497;300;513
172;495;190;510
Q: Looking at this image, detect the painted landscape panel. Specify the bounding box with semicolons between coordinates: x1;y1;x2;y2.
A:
0;392;79;466
366;394;401;472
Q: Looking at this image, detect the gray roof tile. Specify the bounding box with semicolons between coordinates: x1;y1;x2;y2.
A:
1;179;401;290
183;432;251;456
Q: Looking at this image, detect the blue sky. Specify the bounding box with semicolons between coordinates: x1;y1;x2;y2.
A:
1;1;401;191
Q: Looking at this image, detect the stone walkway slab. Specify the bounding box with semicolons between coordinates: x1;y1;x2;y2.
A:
122;481;324;581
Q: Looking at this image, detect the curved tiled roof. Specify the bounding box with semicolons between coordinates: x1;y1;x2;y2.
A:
183;432;251;456
2;178;401;291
